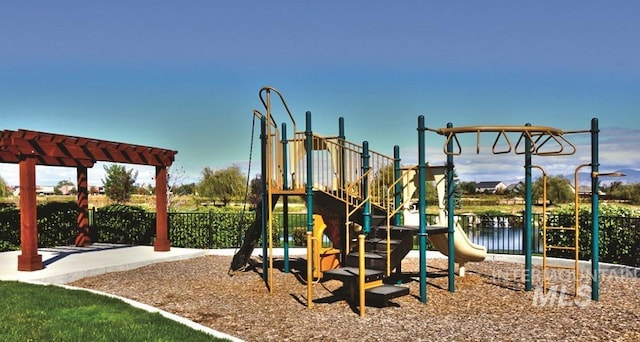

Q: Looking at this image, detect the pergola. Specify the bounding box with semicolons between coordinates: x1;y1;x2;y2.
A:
0;129;178;271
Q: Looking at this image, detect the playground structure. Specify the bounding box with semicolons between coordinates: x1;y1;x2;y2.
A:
230;86;609;316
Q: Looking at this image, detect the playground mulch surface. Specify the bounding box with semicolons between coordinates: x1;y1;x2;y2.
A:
70;255;640;341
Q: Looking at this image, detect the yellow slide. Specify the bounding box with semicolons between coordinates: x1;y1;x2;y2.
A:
428;224;487;276
401;165;487;276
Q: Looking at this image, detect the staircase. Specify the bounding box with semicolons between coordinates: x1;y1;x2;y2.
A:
322;215;415;307
252;86;418;312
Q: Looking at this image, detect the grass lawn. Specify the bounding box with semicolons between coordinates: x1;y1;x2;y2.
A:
0;281;228;341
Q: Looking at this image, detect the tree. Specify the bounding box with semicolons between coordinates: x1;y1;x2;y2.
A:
248;175;262;208
0;174;9;197
165;165;192;211
443;168;463;210
425;181;439;206
197;165;245;206
173;183;196;195
532;175;574;205
370;164;395;203
55;180;76;195
102;164;138;203
459;181;477;195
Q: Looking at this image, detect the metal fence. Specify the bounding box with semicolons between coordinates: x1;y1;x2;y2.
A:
462;214;543;254
2;208;639;266
166;211;308;249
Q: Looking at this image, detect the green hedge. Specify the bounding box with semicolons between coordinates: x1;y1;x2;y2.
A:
0;202;78;251
545;205;640;267
0;205;20;251
1;203;639;268
93;204;156;245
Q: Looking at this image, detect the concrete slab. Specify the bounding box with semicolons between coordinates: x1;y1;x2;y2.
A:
2;245;637;285
0;243;209;284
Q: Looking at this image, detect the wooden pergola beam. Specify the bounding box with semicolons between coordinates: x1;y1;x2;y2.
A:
5;136;175;167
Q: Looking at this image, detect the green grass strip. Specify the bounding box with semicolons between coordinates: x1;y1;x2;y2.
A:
0;281;229;341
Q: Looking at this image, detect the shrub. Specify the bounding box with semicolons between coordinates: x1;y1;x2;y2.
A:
93;204;155;245
544;204;640;266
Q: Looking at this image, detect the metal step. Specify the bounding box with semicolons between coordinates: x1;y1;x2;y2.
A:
322;266;384;283
369;225;418;239
426;225;449;234
365;238;402;252
365;284;410;306
345;251;386;270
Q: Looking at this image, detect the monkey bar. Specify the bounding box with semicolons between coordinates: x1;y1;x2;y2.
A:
418;118;603;302
427;125;580;156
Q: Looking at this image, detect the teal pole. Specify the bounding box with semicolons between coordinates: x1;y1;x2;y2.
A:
305;112;314;236
446;122;455;292
418;115;427;303
591;118;600;301
260;116;268;282
394;145;402;226
362;141;371;235
281;123;290;273
393;145;402;281
524;123;533;291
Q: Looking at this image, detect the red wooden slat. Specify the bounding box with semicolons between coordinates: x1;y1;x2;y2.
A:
1;129;177;167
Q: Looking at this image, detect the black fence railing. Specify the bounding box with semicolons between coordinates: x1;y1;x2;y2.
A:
1;207;639;267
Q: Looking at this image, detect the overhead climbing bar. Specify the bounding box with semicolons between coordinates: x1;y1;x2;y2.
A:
431;125;578;156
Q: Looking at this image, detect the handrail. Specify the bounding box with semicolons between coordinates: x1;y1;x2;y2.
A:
253;109;278;129
292;133;394;209
384;164;418;275
259;86;297;133
346;168;373;218
344;168;373;254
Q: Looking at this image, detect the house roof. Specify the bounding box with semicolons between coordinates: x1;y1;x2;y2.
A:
476;181;504;188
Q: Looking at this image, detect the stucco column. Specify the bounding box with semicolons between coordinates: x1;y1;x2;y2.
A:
17;156;43;271
153;165;170;251
74;166;91;246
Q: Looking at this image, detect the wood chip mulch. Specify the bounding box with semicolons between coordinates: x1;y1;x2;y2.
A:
69;255;640;341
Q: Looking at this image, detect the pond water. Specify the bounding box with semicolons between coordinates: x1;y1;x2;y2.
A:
466;226;543;254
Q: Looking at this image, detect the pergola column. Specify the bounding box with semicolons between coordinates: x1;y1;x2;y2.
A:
74;166;91;247
17;156;43;271
153;165;170;251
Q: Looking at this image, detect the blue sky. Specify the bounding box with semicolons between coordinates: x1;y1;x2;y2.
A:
1;1;639;187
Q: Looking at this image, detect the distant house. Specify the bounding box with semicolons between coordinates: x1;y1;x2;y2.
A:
59;185;76;195
35;186;55;196
475;181;508;194
570;185;605;197
507;181;525;194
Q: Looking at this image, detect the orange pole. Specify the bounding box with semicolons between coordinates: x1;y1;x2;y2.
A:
307;231;313;309
17;156;43;271
153;166;170;251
